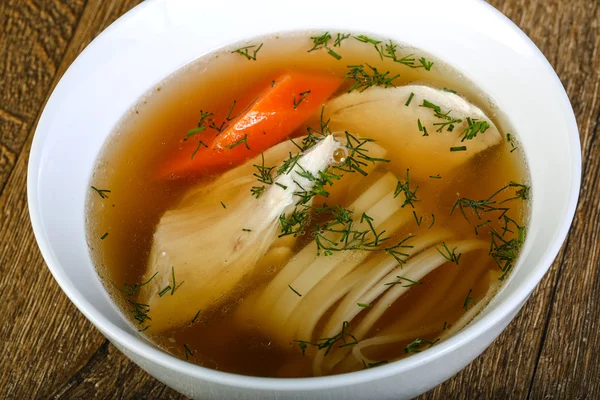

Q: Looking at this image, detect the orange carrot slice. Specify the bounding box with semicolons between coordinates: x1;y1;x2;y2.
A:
158;71;343;180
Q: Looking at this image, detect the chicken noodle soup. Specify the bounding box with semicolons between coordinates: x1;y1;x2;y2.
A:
87;33;529;377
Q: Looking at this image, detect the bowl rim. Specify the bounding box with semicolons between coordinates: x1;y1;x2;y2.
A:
27;0;581;391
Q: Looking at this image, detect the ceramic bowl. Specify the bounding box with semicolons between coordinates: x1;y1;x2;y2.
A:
27;0;580;398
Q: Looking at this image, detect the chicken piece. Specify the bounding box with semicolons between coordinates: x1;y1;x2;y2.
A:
139;136;345;332
324;85;503;179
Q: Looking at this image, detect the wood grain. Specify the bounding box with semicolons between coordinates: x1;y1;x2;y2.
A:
0;0;598;399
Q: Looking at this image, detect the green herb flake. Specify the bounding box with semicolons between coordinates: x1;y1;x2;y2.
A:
288;285;302;297
293;321;358;357
450;146;467;152
293;90;311;109
464;289;475;310
437;242;461;265
158;286;171;297
191;140;208;160
184;344;193;360
192;309;201;323
362;360;389;369
227;134;250;150
385;275;423;287
91;186;111;199
428;213;436;229
404;337;439;353
231;43;263;61
345;64;399;93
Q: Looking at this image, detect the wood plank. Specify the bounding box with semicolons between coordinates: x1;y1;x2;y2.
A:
0;0;598;398
0;1;156;399
0;0;85;193
419;0;598;396
526;0;600;395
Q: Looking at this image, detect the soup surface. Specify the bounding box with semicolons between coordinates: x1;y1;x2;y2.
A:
87;33;530;377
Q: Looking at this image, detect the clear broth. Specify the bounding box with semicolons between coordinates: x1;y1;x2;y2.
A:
87;33;529;377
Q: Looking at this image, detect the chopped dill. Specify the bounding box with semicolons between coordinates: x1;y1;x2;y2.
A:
405;92;415;106
288;285;302;297
308;32;332;52
293;90;311;109
170;266;183;295
460;117;490;141
294;321;358;356
334;33;350;47
308;32;343;59
185;110;213;140
357;303;372;308
420;99;463;132
231;43;263;60
138;325;150;333
333;131;390;176
429;214;436;229
91;186;111;199
393;169;419;208
418;57;434;71
451;182;530;224
345;64;399;93
277;152;302;175
184;344;193;360
297;341;309;356
489;226;525;281
242;228;252;232
227;134;250;150
405;337;439;353
192;309;201;323
384;235;415;266
158;286;171;297
127;300;151;325
450;146;467;152
463;289;475;310
354;34;381;45
429;174;441;179
499;182;530;203
474;219;491;235
443;87;457;94
443;321;448;331
250;185;266;198
385;276;423;287
278;208;310;237
220;201;227;209
507;133;519;152
226;98;257;121
353;37;434;71
117;271;158;297
209;120;227;134
191;140;208;160
100;232;108;240
362;360;389;369
437;242;461;265
413;211;423;226
311;205;389;255
253;153;275;185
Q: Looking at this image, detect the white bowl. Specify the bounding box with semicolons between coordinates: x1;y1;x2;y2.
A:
27;0;580;398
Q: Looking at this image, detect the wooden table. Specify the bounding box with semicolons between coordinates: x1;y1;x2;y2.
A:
0;0;598;398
